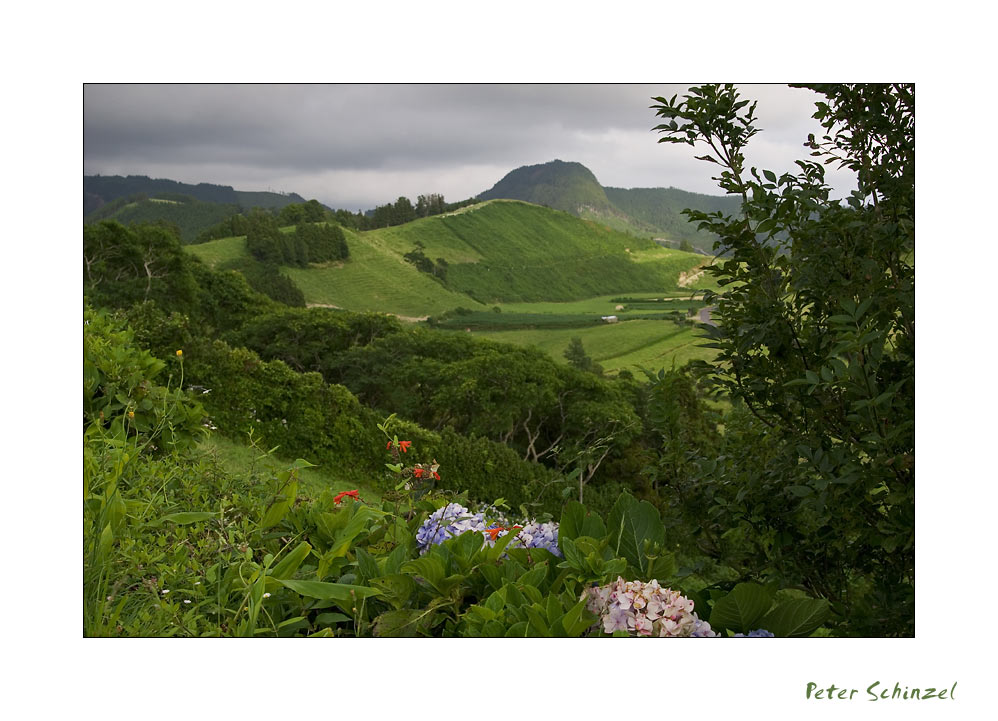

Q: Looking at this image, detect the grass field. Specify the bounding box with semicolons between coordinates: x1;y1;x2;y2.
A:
186;235;246;268
284;227;488;317
470;318;716;374
197;435;381;502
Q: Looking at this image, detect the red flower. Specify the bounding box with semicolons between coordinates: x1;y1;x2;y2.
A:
386;441;392;450
413;467;425;478
399;440;411;453
334;489;360;504
485;527;503;540
432;471;441;480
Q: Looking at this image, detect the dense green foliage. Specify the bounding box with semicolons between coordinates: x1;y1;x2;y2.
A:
85;195;244;244
650;83;914;635
83;312;827;637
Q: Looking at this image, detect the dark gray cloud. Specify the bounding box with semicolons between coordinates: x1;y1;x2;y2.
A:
84;83;856;210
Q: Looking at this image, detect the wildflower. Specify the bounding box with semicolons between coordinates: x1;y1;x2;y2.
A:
128;411;135;419
176;349;183;357
334;489;360;504
194;581;201;586
183;599;191;604
399;440;411;453
263;593;271;599
161;589;170;595
432;471;441;480
413;467;425;478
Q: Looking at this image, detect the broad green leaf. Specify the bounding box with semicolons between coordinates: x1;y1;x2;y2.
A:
260;477;298;529
708;582;775;634
277;579;381;602
606;493;665;572
557;597;596;637
150;511;216;527
760;598;830;637
369;574;417;609
353;546;381;583
315;612;351;626
269;541;312;580
560;501;606;542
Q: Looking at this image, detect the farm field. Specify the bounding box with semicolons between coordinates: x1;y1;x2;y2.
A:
470;318;715;374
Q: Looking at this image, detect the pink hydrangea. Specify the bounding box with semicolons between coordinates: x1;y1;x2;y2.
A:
583;577;717;637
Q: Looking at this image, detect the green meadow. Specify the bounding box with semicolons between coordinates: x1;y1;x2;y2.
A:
472;319;714;373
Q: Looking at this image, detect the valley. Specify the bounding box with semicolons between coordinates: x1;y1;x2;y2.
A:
185;198;718;373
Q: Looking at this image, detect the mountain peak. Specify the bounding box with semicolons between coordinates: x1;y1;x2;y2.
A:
477;159;613;215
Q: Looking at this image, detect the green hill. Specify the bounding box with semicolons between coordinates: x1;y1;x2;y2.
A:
476;159;740;251
83;194;242;243
603;186;741;252
477;159;615;215
85;174;306;215
188;199;708;313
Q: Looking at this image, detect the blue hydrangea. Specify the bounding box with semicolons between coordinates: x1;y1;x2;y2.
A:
415;503;486;553
508;520;562;557
414;503;562;557
690;618;719;637
733;629;775;637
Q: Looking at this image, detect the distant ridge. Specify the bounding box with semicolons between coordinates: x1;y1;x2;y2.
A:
477;159;740;252
84;174;306;217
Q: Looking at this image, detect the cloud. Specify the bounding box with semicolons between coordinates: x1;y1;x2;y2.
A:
84;83;856;209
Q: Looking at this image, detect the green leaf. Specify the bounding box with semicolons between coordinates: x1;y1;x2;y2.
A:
270;541;312;580
557;597;596;637
277;579;381;602
708;582;774;634
354;546;381;583
606;493;665;572
315;612;351;625
369;574;417;609
372;608;435;637
760;598;830;637
150;511;216;527
560;500;606;542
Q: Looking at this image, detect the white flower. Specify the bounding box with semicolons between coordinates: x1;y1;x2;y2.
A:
263;592;271;599
194;581;201;586
183;599;191;604
161;589;170;594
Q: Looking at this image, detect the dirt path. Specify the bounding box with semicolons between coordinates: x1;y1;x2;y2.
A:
678;267;709;287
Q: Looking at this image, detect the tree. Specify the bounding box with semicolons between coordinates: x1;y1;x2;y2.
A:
651;84;914;635
84;220;198;311
563;337;603;375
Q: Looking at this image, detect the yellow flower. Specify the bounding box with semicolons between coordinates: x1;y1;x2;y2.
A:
176;349;183;357
128;411;135;419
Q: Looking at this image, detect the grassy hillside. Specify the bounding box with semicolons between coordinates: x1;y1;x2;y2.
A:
603;186;741;251
187;200;708;313
473;319;714;374
87;195;243;243
392;200;704;303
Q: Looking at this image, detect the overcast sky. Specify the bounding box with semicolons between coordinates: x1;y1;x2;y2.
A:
84;83;857;211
